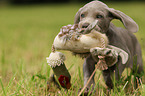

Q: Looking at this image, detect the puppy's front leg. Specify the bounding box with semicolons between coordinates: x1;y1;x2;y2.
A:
102;70;113;89
83;54;96;90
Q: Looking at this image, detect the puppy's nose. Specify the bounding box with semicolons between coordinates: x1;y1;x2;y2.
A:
82;23;89;28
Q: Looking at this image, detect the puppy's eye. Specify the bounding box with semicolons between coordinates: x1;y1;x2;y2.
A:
96;15;103;19
81;14;85;18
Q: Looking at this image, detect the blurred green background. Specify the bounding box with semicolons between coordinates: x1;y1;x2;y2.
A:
0;1;145;95
0;0;145;5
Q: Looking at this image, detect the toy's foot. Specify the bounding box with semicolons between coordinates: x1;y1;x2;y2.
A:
58;24;82;41
90;47;112;56
90;47;118;67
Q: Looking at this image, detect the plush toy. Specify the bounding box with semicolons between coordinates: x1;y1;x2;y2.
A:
46;20;125;89
53;20;108;53
46;51;71;89
52;20;112;70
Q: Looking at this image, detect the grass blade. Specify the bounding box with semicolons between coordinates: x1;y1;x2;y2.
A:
68;64;74;71
13;79;25;95
0;78;6;96
5;73;17;93
120;81;128;96
78;67;83;86
91;73;101;96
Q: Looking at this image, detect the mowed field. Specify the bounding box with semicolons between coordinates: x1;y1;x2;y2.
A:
0;2;145;95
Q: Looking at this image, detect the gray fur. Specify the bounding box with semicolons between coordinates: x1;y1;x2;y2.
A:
74;1;144;90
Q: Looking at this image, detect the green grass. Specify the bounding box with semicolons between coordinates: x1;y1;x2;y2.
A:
0;2;145;95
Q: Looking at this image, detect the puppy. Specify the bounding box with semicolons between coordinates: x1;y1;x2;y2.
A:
74;0;144;92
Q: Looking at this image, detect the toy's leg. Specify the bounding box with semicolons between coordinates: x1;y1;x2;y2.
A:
46;52;71;89
90;47;118;68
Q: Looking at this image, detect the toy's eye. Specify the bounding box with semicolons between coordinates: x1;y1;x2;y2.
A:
96;15;103;19
81;14;85;18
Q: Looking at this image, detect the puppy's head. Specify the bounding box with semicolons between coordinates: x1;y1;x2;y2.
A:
74;1;138;33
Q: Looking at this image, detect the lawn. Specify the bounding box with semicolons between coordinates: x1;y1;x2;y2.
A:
0;2;145;96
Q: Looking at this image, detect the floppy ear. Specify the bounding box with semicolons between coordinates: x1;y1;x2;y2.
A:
108;45;129;64
108;8;139;33
74;8;82;24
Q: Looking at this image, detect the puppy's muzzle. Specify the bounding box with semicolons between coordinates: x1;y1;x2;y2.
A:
82;23;90;28
81;22;101;33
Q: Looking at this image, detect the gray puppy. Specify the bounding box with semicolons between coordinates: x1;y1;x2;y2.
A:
74;0;144;91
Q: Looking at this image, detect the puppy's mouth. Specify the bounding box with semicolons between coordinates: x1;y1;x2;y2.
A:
79;24;101;34
79;20;102;34
95;25;102;32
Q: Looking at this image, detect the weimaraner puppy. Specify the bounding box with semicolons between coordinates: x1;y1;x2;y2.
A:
74;0;144;93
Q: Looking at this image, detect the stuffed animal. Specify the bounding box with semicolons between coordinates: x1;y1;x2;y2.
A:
46;20;128;89
53;20;108;53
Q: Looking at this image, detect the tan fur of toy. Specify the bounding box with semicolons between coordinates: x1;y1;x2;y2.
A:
53;29;108;53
